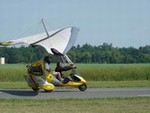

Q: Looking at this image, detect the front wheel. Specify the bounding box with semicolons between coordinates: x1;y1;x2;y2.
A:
78;84;87;91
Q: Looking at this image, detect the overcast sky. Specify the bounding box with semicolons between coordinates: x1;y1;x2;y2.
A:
0;0;150;48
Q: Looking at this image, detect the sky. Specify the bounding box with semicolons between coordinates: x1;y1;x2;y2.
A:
0;0;150;48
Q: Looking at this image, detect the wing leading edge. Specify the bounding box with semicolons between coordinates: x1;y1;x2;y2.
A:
0;27;80;54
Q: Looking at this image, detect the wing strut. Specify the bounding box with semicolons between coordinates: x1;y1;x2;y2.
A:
41;19;49;37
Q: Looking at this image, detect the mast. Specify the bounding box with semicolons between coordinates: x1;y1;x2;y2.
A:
41;19;49;37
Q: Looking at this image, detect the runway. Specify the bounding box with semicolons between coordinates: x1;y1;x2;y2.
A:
0;88;150;99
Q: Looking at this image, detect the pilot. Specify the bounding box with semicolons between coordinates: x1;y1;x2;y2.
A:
44;56;63;83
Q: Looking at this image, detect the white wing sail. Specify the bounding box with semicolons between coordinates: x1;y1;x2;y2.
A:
0;27;79;54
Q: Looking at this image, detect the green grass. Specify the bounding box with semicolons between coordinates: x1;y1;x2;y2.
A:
0;98;150;113
0;64;150;82
0;82;28;89
0;64;26;82
0;80;150;89
77;64;150;81
88;80;150;88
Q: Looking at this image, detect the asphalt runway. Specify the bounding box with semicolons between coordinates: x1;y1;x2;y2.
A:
0;88;150;99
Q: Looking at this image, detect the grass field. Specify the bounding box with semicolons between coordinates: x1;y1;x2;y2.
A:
0;63;150;82
0;97;150;113
0;64;150;113
0;63;150;88
77;63;150;81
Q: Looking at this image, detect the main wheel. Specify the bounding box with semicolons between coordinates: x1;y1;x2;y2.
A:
78;84;87;91
32;88;39;92
44;90;53;93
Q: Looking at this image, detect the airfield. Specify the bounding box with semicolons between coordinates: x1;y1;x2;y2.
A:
0;88;150;99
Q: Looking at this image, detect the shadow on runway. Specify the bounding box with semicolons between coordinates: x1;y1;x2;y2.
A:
54;89;79;92
39;89;79;93
0;89;38;97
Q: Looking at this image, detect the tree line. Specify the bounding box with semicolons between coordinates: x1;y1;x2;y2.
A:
0;43;150;64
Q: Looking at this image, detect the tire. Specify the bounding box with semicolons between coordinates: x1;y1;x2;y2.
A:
32;88;39;92
44;90;53;93
78;84;87;91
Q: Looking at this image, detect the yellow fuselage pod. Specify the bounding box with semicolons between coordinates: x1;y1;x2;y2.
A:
63;75;86;87
26;60;55;91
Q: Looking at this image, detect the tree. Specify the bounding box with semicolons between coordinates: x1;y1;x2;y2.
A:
0;43;150;64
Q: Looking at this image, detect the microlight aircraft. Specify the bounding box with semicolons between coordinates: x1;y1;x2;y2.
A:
0;20;87;92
